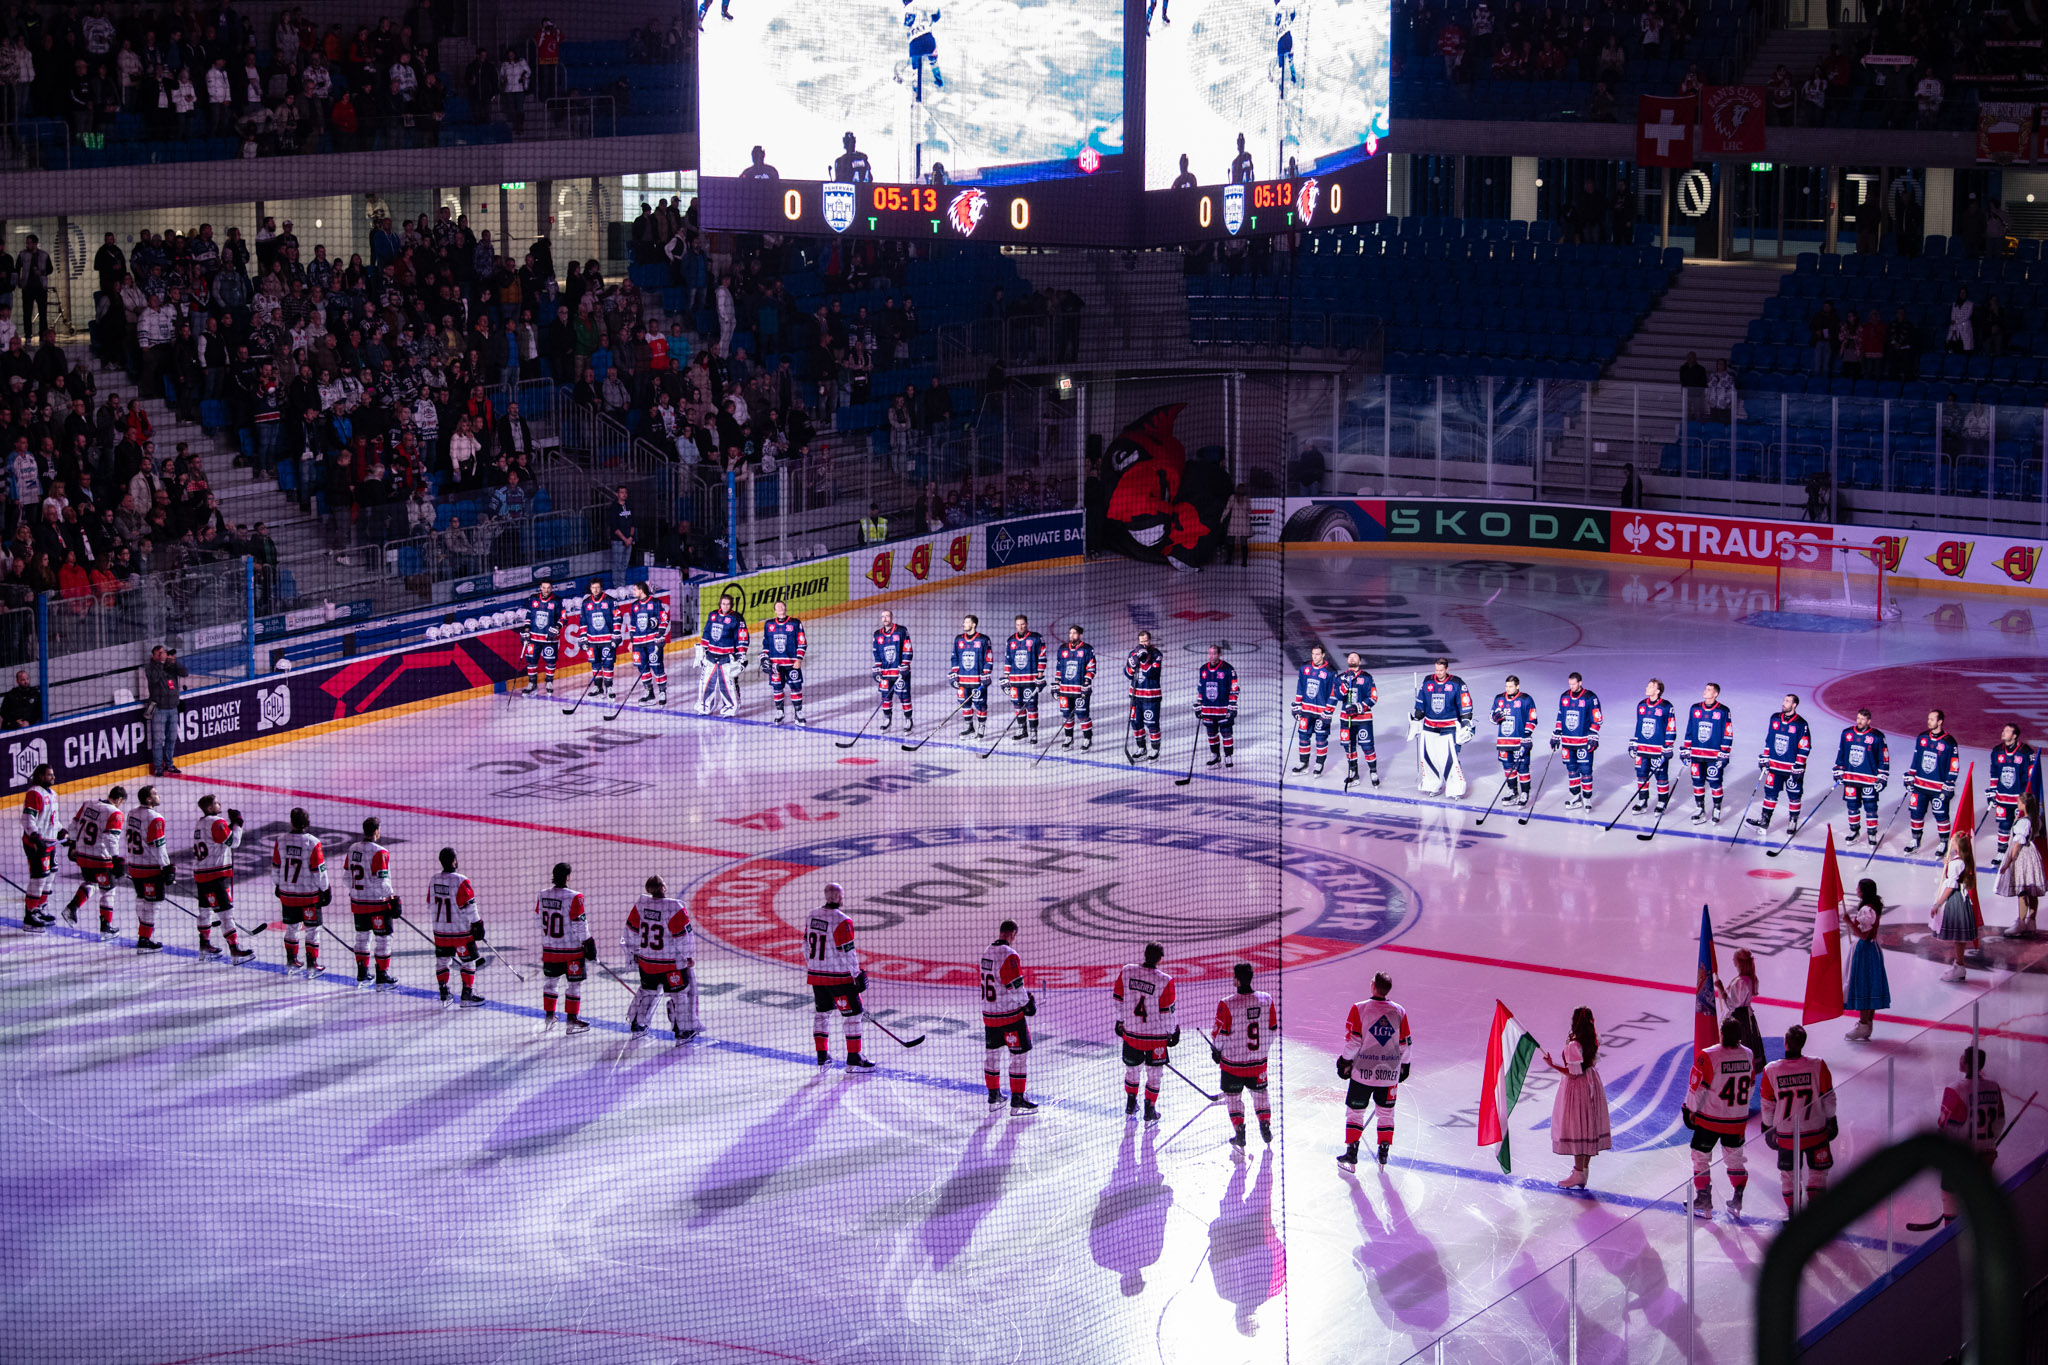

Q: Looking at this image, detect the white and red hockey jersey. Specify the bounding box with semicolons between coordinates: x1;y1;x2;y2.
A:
1685;1043;1757;1138
805;905;860;987
627;894;695;969
1939;1076;2007;1158
980;940;1029;1025
1341;996;1411;1086
124;803;169;870
535;885;587;961
344;839;394;907
269;831;329;908
428;871;477;939
1214;990;1279;1078
21;783;59;846
1760;1054;1837;1151
192;813;240;883
68;798;125;867
1112;964;1177;1044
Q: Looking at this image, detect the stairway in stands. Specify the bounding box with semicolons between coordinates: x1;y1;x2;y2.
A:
1741;24;1848;85
66;341;341;589
1009;250;1194;366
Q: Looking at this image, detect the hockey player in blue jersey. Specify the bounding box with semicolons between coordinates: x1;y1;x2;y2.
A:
1904;710;1962;856
1146;0;1171;31
1054;625;1098;750
521;580;565;696
1004;615;1047;743
696;0;732;28
1832;709;1891;845
1492;675;1540;807
1553;672;1602;809
760;600;808;726
899;0;944;93
950;614;994;737
1684;682;1735;824
1274;0;1300;90
1125;631;1165;760
1629;678;1678;812
1986;724;2041;867
1750;694;1813;832
1336;652;1378;786
872;608;914;732
1412;657;1475;798
577;580;622;700
1294;646;1338;775
1196;644;1240;768
698;590;749;716
621;582;670;706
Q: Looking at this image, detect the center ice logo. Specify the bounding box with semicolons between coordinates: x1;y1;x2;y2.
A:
686;823;1420;987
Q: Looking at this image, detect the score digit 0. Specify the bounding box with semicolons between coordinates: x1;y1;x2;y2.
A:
1009;197;1030;231
1199;196;1212;228
782;189;803;222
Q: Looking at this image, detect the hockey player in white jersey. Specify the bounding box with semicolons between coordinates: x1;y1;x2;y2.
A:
1112;943;1179;1123
63;784;127;940
1684;1017;1756;1218
982;920;1036;1111
19;762;62;932
898;0;944;94
123;786;172;953
193;794;254;964
345;816;402;991
428;847;487;1008
625;875;700;1043
1336;971;1411;1170
1212;962;1278;1155
807;883;874;1069
535;862;594;1034
271;807;331;979
1759;1025;1837;1211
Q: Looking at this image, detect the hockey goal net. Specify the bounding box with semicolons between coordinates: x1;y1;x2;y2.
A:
1774;540;1895;619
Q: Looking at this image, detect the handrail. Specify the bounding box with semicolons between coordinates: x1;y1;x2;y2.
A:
1756;1134;2024;1365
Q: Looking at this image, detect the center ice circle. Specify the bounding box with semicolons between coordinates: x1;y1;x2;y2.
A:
685;823;1421;988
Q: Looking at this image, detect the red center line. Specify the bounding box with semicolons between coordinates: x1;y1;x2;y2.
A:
166;773;750;861
1378;941;2048;1044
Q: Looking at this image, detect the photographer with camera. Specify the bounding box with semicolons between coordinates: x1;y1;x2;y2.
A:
143;644;189;777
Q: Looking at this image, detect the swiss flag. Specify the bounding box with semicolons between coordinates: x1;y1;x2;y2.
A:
1637;95;1696;168
1801;827;1846;1024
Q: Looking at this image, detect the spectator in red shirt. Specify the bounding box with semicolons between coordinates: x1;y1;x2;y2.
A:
534;19;563;103
1437;20;1465;80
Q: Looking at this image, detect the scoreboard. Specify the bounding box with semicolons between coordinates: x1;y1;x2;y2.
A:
1148;162;1387;242
699;173;1130;247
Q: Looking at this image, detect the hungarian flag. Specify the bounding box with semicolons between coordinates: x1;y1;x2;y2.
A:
1802;827;1847;1024
1694;905;1721;1060
1478;1000;1540;1173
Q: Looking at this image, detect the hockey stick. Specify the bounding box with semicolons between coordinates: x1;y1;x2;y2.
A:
1174;726;1203;786
1726;771;1767;848
1605;778;1652;833
865;1012;927;1049
1975;801;1993;837
603;665;643;723
1473;771;1515;827
594;959;640;997
1123;700;1139;766
1519;747;1557;825
1636;791;1676;842
979;718;1014;760
1166;1057;1221;1103
558;670;596;716
1907;1091;2040;1230
1767;788;1834;858
901;701;963;752
836;700;887;749
1863;790;1910;868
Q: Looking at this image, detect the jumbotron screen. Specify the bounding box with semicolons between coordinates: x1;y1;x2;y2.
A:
1142;0;1391;238
698;0;1127;243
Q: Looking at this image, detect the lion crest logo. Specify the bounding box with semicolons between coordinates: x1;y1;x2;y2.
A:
1297;176;1320;227
945;188;988;237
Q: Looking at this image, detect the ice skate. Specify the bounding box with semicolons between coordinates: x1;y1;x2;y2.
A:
879;713;893;732
135;936;164;953
1208;750;1222;767
1336;1144;1360;1171
459;990;486;1008
1711;804;1724;824
1292;758;1308;773
1143;1100;1160;1124
845;1053;877;1070
1125;1093;1138;1118
1692;1188;1713;1219
1081;734;1092;750
1690;806;1707;825
1749;812;1773;830
1260;1119;1273;1144
229;946;257;966
562;1017;590;1034
372;972;399;992
1009;1095;1038;1114
1376;1142;1390;1167
1727;1187;1745;1218
1229;1129;1247;1154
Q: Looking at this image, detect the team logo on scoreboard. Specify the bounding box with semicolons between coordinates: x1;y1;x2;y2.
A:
946;188;989;237
686;823;1420;987
1297;177;1321;227
1223;184;1246;235
822;182;857;234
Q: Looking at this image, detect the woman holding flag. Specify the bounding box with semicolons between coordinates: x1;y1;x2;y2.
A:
1932;829;1981;982
1542;1007;1611;1189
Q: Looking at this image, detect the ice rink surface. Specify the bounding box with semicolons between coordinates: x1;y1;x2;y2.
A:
5;550;2046;1364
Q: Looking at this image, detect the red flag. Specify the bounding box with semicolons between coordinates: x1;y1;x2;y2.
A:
1700;86;1766;155
1803;826;1847;1024
1637;95;1696;168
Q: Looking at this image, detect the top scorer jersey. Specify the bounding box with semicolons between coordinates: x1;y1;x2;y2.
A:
1342;997;1412;1086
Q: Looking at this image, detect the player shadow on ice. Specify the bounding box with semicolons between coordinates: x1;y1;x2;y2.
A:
920;1117;1025;1269
1345;1173;1449;1333
1208;1149;1284;1335
1089;1124;1173;1295
148;1055;381;1120
687;1087;846;1224
467;1052;671;1167
348;1057;541;1161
